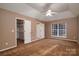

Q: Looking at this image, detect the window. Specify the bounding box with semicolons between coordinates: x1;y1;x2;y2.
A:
51;23;67;38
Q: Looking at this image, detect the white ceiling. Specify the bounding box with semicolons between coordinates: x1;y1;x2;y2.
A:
27;3;68;12
0;3;79;21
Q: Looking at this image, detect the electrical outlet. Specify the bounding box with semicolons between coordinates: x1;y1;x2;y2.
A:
5;42;8;45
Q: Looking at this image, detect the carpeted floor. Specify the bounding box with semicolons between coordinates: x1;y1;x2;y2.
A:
0;39;79;56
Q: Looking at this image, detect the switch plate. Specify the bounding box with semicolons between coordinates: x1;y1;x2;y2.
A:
12;29;14;32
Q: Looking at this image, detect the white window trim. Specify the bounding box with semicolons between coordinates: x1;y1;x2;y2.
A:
51;23;67;38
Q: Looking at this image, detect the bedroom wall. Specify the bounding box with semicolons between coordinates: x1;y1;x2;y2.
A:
0;8;43;50
0;8;78;51
77;16;79;43
45;17;78;41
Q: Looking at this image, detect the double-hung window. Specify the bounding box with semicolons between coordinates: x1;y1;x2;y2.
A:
51;23;67;38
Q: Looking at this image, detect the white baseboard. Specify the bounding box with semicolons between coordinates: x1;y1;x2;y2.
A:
0;45;17;52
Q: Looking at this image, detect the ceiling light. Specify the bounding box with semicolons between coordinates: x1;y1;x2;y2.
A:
46;10;57;16
46;10;52;16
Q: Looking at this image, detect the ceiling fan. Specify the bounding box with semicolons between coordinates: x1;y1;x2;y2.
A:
45;10;57;16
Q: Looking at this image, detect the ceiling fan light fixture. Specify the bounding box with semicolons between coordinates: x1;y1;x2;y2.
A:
46;10;52;16
45;10;57;16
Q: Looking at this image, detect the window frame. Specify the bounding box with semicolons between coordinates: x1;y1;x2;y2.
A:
51;23;67;38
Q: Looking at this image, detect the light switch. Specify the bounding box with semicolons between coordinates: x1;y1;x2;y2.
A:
12;29;14;32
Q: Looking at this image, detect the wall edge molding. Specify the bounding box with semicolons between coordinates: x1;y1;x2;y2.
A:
0;45;17;52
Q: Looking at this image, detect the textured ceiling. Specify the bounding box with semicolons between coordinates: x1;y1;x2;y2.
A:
0;3;79;21
27;3;69;12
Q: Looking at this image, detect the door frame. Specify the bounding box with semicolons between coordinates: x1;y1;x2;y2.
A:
15;17;25;45
15;17;32;45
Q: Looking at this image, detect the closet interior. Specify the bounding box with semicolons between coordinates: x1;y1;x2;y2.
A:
17;19;24;45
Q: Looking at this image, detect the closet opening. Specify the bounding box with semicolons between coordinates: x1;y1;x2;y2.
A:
16;19;24;46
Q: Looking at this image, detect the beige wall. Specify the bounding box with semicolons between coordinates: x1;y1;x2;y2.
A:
45;18;78;41
77;16;79;42
0;8;43;50
0;8;78;51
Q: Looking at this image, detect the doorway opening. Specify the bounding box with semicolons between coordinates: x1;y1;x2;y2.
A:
16;19;24;46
